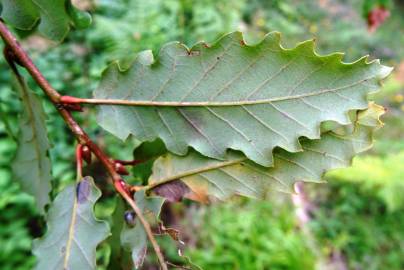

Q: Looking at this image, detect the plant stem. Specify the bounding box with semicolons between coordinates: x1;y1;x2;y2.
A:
0;20;167;270
76;144;84;179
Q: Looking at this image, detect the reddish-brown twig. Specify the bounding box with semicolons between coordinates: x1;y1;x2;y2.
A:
0;20;167;270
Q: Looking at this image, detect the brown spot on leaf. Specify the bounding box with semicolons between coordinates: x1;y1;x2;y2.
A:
159;223;181;241
188;50;200;56
240;40;246;46
152;180;190;202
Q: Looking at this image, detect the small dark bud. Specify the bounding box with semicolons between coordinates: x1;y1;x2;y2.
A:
81;145;92;164
115;162;129;175
124;211;136;226
64;103;83;112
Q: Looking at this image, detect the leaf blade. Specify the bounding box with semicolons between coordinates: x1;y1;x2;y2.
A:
95;32;391;166
11;77;52;214
121;191;164;269
33;176;110;270
0;0;91;41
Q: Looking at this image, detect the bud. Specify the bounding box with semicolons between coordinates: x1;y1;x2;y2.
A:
115;162;129;175
81;145;92;164
63;103;83;112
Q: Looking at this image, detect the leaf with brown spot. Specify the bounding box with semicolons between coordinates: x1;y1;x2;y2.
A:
147;103;384;201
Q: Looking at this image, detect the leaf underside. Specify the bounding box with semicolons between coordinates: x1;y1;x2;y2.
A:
11;77;52;214
95;32;391;166
148;103;384;202
0;0;89;41
33;177;110;270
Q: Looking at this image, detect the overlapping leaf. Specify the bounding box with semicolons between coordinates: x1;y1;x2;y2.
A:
33;176;110;270
0;0;91;41
120;191;164;269
95;32;391;166
11;77;51;214
122;192;164;268
147;103;384;201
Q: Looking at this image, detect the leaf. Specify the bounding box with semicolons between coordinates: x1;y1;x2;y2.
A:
121;191;164;269
0;0;91;41
147;103;384;201
33;176;110;270
95;32;391;166
11;77;51;214
133;139;167;161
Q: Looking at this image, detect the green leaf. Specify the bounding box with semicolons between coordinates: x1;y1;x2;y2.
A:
95;32;391;166
33;176;110;270
0;0;39;30
0;0;91;41
133;139;167;161
121;191;164;269
11;77;51;214
147;103;384;201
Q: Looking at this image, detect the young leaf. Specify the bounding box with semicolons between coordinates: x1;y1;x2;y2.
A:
0;0;91;41
12;77;51;214
147;103;384;202
95;32;391;166
121;191;164;269
33;176;110;270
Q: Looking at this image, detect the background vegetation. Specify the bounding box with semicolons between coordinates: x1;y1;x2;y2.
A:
0;0;403;269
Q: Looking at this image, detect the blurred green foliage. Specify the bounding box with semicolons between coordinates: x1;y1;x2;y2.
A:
184;199;316;270
0;0;403;269
310;175;404;270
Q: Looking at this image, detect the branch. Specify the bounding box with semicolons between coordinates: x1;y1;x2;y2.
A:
0;20;167;270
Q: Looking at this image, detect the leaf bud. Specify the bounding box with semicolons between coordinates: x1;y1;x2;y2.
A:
81;145;92;164
115;162;129;175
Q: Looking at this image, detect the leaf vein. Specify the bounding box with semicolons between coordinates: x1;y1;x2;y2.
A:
176;108;222;156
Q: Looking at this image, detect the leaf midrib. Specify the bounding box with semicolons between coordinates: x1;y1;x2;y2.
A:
92;77;368;107
63;189;79;269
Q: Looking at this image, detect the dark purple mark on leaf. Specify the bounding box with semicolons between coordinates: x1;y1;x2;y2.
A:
153;180;190;202
76;177;91;203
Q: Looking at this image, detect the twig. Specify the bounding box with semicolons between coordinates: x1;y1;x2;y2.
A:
76;144;84;178
0;20;167;270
